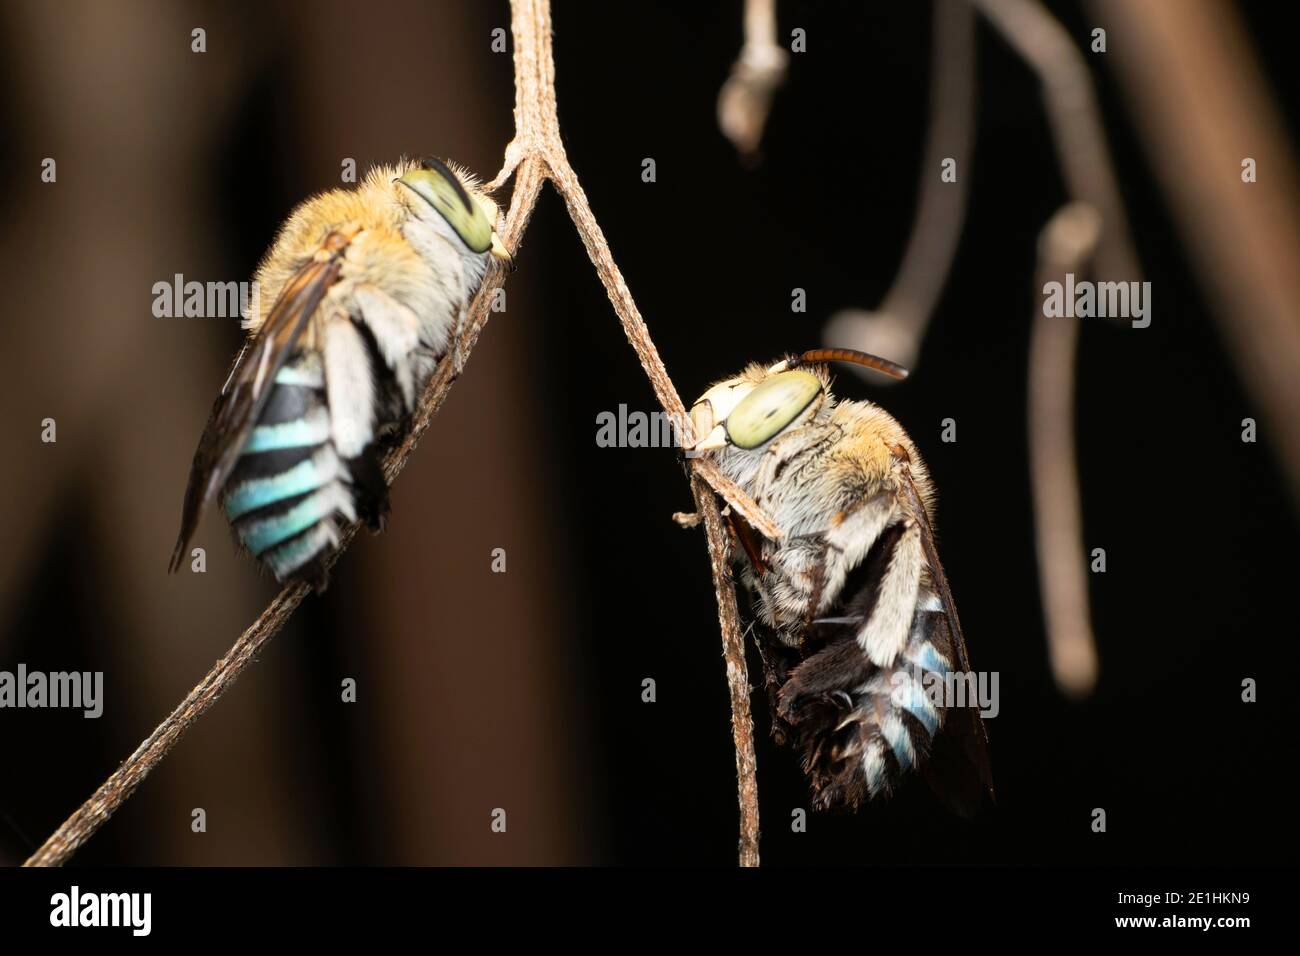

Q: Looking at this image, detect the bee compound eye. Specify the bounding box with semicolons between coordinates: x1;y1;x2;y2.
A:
725;370;822;449
398;162;493;254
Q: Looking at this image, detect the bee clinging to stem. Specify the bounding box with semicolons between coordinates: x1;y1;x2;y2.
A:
170;157;512;589
688;348;993;813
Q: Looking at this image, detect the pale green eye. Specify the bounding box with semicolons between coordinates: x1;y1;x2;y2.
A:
726;370;822;449
399;158;493;253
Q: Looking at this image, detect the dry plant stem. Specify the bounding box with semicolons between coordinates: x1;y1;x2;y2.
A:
825;0;975;374
498;0;778;540
27;0;767;867
973;0;1136;699
692;475;761;866
23;583;308;866
1029;202;1102;698
505;0;763;862
881;0;975;332
717;0;788;159
972;0;1139;283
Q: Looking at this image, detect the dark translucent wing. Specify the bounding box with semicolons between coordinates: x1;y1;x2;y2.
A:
724;511;768;574
894;458;996;807
168;231;353;572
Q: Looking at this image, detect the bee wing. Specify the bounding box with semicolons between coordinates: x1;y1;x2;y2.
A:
894;458;996;811
168;231;353;572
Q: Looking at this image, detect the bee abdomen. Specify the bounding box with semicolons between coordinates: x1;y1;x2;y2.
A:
778;607;953;810
222;354;360;586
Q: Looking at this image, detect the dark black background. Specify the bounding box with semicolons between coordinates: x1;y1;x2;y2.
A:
1;0;1295;868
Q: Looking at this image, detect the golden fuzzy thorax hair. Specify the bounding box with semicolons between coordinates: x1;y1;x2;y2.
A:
242;159;494;353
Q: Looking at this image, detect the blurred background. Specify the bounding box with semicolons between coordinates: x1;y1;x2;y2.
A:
0;0;1296;865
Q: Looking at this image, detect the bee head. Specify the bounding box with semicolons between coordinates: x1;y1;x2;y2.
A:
397;157;512;266
688;349;908;452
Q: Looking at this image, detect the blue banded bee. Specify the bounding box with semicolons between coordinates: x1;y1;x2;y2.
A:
170;158;511;589
689;349;993;813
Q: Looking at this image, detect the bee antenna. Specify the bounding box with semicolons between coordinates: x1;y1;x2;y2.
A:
795;348;909;381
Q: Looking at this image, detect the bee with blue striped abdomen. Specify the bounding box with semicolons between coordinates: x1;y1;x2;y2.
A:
688;349;994;813
170;158;512;589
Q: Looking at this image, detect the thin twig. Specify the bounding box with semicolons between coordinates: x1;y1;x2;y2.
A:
22;583;308;867
717;0;788;161
1028;202;1102;698
504;0;764;863
26;0;766;867
972;0;1139;699
825;0;976;378
691;474;760;866
971;0;1139;284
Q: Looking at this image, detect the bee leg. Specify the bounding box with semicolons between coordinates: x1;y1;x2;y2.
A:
776;636;872;724
725;512;768;573
345;447;391;533
800;542;832;629
751;625;798;746
309;567;331;595
290;557;331;595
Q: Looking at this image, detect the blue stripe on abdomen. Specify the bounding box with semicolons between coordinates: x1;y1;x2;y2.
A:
263;524;336;580
243;410;331;453
273;362;324;388
237;486;351;555
881;715;916;771
223;352;360;583
224;454;338;520
894;677;940;736
908;641;950;675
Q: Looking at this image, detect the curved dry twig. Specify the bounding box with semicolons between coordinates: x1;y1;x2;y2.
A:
972;0;1138;284
972;0;1139;697
825;0;976;379
717;0;788;161
1028;202;1102;698
25;0;768;867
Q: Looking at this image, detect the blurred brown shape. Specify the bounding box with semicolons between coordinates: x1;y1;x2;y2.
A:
717;0;788;162
975;0;1140;284
1092;0;1300;508
1029;203;1103;698
0;0;312;865
824;0;976;379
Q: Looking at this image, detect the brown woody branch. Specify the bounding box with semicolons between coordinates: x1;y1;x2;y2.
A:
972;0;1137;697
825;0;976;379
1028;203;1102;698
717;0;788;161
